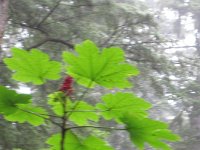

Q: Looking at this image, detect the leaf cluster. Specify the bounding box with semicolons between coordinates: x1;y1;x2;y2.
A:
0;40;180;150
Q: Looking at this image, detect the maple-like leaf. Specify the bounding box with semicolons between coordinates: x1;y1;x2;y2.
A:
62;40;139;88
96;92;151;120
4;48;62;84
121;113;181;150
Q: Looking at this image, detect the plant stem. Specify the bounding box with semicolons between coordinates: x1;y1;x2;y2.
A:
66;109;108;113
60;81;93;150
67;81;93;118
68;125;126;131
60;96;68;150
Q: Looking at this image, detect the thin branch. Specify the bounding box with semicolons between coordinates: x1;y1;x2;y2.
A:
26;38;49;50
17;22;48;35
26;38;74;50
68;125;126;131
47;38;74;49
66;109;108;113
17;107;62;127
163;45;197;49
67;81;93;118
37;0;62;27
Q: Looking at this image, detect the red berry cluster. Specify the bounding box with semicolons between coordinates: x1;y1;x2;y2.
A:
59;76;74;96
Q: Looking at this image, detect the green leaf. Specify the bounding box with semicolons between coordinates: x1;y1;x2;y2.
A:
67;100;99;125
121;113;181;150
46;132;80;150
5;104;48;126
48;92;99;125
96;92;151;120
0;86;30;115
48;92;65;116
83;136;114;150
63;40;139;88
4;48;62;84
46;131;114;150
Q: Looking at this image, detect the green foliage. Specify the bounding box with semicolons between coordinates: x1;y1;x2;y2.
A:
48;92;99;125
0;86;30;115
67;100;99;125
4;48;62;85
62;40;139;88
121;114;181;150
0;86;47;126
1;40;180;150
5;104;48;126
47;91;65;116
46;131;114;150
96;92;151;121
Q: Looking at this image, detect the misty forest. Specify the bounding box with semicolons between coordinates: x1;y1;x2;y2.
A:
0;0;199;150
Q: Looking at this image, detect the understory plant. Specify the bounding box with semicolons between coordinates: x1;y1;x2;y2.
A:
0;40;180;150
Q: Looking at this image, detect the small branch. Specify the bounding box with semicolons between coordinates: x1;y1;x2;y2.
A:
68;125;126;131
66;110;108;113
37;0;62;27
26;38;49;50
67;81;93;118
17;107;62;127
26;38;74;50
17;22;48;35
47;38;74;49
163;45;197;49
37;113;61;118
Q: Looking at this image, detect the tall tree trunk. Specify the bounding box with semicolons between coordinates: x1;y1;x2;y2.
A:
0;0;9;50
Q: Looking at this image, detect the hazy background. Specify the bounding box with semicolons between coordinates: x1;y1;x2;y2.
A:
0;0;200;149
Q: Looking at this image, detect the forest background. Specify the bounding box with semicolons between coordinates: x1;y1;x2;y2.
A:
0;0;200;150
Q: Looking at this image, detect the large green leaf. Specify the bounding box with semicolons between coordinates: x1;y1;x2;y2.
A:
4;48;62;84
96;92;151;120
62;40;139;88
121;113;181;150
5;104;48;126
0;86;30;115
67;100;99;125
46;131;114;150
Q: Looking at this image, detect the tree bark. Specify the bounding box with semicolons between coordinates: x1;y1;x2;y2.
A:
0;0;9;48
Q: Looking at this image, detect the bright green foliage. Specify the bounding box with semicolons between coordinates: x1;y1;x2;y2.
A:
0;86;30;115
46;131;114;150
62;40;139;88
121;113;181;150
48;92;99;125
67;100;99;125
48;92;65;116
4;48;62;85
5;104;48;126
0;86;47;126
2;40;180;150
96;92;151;120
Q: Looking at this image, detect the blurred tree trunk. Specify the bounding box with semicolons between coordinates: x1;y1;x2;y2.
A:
0;0;9;50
